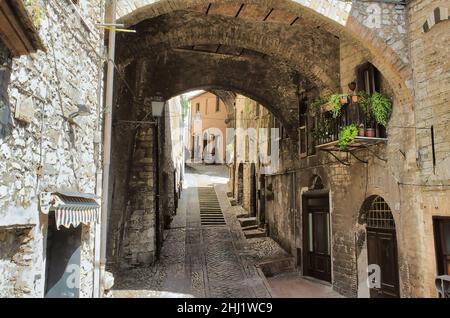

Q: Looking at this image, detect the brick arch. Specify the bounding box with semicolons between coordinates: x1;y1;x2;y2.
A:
137;48;308;139
116;0;412;103
158;83;297;138
117;10;340;92
117;0;352;26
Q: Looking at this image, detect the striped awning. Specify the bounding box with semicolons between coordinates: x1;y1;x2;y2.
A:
39;192;100;230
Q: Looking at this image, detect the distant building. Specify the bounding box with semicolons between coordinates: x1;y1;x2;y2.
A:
189;92;228;164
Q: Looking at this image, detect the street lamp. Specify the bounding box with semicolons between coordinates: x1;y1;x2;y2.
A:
151;97;165;118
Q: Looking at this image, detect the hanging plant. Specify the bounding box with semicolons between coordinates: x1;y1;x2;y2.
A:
338;124;358;151
370;92;392;127
329;94;342;118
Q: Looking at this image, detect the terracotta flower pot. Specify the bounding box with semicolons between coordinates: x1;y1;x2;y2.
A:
365;128;375;138
340;96;348;105
352;95;359;103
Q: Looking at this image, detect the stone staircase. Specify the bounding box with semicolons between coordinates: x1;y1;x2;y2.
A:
237;216;267;238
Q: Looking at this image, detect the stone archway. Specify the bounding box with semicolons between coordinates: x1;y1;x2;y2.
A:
357;195;400;298
125;47;314;139
116;0;412;104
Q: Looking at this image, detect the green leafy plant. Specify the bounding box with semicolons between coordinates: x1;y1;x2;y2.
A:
309;97;326;114
370;92;392;127
329;94;342;118
338;124;358;151
357;91;374;127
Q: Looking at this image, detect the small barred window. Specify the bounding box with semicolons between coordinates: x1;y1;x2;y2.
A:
366;196;395;229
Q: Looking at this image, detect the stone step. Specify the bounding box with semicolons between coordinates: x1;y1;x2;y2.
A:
241;224;259;231
243;228;267;239
238;217;257;227
257;257;296;278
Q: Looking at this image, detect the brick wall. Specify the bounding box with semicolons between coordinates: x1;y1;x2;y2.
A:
408;0;450;297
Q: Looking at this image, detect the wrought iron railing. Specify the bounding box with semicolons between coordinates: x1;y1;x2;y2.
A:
314;102;387;147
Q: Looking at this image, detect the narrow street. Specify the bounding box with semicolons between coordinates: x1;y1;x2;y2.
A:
110;164;340;298
1;0;448;301
111;164;275;297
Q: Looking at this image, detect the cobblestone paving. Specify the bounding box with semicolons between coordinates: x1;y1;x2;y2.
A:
111;164;278;298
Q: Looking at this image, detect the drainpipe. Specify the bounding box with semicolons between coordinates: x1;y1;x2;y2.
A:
93;10;105;298
99;0;116;298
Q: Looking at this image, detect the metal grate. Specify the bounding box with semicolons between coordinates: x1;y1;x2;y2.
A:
198;187;226;227
366;196;395;229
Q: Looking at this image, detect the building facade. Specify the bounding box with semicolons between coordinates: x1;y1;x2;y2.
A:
228;0;450;298
189;91;228;164
0;0;103;298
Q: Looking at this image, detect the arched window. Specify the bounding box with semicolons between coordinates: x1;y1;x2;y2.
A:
366;196;395;230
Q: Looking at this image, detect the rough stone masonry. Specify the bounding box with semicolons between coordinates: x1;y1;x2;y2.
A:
0;0;103;297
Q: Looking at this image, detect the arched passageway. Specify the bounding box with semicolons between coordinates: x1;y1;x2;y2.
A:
107;0;417;299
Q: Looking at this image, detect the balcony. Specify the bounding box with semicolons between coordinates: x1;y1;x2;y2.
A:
311;97;389;164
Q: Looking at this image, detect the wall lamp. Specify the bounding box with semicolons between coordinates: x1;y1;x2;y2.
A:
151;97;165;118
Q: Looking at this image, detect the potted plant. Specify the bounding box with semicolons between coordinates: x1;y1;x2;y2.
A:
329;94;342;118
340;94;349;105
370;92;392;128
338;124;358;151
352;94;359;103
357;92;374;137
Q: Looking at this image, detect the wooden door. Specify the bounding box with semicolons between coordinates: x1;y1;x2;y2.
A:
303;193;331;282
367;229;400;298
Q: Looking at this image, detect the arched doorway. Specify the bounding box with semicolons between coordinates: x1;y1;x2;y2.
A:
363;196;400;298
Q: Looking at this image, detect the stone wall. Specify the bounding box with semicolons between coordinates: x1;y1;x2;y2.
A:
107;67;185;269
407;0;450;297
0;0;103;297
0;226;35;297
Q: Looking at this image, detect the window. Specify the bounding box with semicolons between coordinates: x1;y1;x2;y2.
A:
196;103;200;112
434;217;450;275
366;196;395;230
256;103;260;117
357;62;381;95
205;99;208;115
216;96;220;112
356;62;386;138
